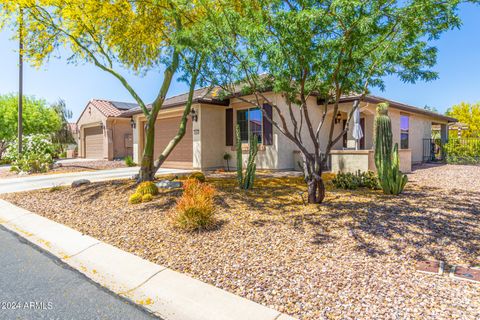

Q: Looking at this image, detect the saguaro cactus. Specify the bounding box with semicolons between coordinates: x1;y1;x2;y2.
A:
235;124;258;190
374;102;408;195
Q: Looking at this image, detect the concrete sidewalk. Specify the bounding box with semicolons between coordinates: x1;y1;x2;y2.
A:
0;167;190;194
0;200;295;320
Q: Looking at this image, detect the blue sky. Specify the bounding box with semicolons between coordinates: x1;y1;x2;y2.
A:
0;3;479;121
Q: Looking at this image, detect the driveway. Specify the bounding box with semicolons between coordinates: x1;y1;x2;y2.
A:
0;226;160;320
0;167;190;194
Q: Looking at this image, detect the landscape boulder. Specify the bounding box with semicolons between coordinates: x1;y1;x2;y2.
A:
71;179;91;188
155;180;183;189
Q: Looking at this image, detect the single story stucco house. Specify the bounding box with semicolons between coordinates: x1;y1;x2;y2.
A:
76;99;136;160
119;89;455;173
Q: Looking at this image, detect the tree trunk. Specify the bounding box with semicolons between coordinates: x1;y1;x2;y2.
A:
138;117;156;182
302;154;325;204
305;174;325;204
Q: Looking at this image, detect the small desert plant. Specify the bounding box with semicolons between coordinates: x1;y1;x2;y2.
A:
332;172;361;190
236;124;258;190
142;194;153;202
332;170;380;190
188;171;206;183
49;185;64;192
136;181;159;196
128;193;142;204
124;156;137;167
223;152;232;171
171;178;216;231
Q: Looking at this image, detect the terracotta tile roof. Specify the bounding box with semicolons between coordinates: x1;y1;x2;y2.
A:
89;99;138;117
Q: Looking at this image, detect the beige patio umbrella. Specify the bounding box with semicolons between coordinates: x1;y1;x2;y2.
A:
352;100;363;150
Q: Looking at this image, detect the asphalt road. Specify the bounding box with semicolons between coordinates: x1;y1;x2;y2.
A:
0;226;160;320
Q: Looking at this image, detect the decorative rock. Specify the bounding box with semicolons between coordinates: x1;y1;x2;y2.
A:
71;179;91;188
155;180;183;189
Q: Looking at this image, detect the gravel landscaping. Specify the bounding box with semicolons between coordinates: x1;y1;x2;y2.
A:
0;160;128;178
1;164;479;319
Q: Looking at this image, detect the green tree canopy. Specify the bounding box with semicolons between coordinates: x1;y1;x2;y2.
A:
0;93;61;158
0;93;61;140
198;0;473;203
446;102;480;137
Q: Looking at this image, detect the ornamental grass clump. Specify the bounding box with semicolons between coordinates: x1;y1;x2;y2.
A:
171;178;216;231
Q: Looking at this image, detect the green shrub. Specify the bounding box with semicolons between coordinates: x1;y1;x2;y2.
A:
128;193;143;204
136;181;159;196
4;134;55;174
444;139;480;164
188;171;206;183
124;156;137;167
171;179;216;231
332;170;380;190
142;194;153;202
360;171;381;190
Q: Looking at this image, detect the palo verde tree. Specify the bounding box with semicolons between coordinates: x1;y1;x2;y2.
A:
0;0;209;181
199;0;470;203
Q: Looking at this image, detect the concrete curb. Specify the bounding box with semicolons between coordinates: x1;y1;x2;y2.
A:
0;200;296;320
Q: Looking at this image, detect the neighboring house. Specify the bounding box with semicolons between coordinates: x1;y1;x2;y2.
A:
121;89;456;173
77;99;136;160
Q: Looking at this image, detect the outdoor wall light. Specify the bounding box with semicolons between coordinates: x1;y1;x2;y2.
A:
130;118;136;129
190;108;198;122
335;111;342;124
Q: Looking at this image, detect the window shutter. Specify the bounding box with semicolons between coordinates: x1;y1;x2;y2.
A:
263;104;273;145
225;108;233;146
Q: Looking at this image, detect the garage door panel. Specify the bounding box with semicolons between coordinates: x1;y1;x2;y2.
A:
84;126;104;159
153;117;193;163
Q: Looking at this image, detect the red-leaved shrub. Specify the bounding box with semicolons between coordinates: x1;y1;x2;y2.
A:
171;178;216;231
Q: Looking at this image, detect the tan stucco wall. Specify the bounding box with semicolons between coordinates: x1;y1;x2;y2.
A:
197;104;225;169
77;102;109;159
108;118;133;159
329;150;374;173
389;108;441;164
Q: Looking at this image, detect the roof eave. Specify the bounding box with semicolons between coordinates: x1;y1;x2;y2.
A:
119;98;230;117
319;95;456;123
